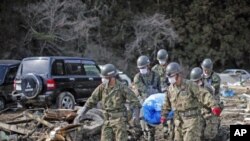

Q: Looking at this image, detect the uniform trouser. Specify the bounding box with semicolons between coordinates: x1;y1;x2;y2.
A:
174;115;204;141
203;115;220;140
140;119;155;141
101;117;128;141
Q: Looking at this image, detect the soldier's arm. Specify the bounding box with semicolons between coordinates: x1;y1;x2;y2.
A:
161;91;171;117
85;84;103;108
133;73;147;95
152;65;157;71
123;86;141;108
191;83;218;108
212;74;221;94
155;72;162;92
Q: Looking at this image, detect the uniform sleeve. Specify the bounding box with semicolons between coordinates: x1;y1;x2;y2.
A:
212;73;221;95
155;72;162;92
133;73;147;96
85;84;102;108
161;91;171;117
123;86;141;108
152;65;157;71
191;83;218;108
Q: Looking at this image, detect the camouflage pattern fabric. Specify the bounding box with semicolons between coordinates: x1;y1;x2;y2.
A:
203;72;221;103
133;71;161;140
162;79;218;141
152;64;169;92
133;70;161;99
101;117;128;141
200;84;220;140
85;80;141;141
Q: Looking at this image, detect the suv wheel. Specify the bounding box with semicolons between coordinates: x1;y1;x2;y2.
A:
0;97;5;110
57;92;75;109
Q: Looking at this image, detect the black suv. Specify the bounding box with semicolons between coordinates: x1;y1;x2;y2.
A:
13;57;101;109
0;60;20;110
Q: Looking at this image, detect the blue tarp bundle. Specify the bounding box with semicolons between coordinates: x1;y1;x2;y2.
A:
221;89;235;97
142;93;174;125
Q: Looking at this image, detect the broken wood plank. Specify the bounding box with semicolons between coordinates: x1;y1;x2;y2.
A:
24;111;54;128
0;122;32;134
7;119;33;124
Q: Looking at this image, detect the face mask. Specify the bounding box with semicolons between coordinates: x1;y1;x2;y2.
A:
139;68;148;75
168;76;176;84
101;78;109;84
203;73;210;78
198;80;203;86
159;60;166;65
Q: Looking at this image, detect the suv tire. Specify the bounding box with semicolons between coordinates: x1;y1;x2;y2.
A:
0;97;5;110
57;92;75;109
21;73;43;99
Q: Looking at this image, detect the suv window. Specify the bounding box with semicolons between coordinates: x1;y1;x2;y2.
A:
21;59;49;75
0;66;7;84
65;60;84;75
52;60;65;76
83;64;100;76
5;66;18;83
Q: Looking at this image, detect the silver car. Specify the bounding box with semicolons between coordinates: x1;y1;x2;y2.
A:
219;69;250;84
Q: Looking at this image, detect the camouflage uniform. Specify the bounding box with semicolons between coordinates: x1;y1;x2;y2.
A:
133;70;161;141
152;64;169;92
162;79;218;141
202;72;221;103
201;83;220;140
85;80;141;141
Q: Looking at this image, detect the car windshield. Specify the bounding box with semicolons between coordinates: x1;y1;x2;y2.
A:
21;59;49;75
222;70;235;74
0;66;7;84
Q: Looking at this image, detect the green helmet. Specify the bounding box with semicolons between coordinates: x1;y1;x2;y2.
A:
166;62;181;77
137;55;150;68
190;67;203;81
100;64;117;77
157;49;168;60
201;58;213;70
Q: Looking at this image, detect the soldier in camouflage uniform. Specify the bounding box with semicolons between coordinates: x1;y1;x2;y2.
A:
161;62;222;141
201;58;221;104
133;55;161;141
74;64;141;141
152;49;169;92
190;67;220;141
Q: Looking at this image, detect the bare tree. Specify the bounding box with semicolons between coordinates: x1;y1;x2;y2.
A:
20;0;101;56
125;13;179;61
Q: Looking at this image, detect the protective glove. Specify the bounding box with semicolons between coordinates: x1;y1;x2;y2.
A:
73;106;89;124
211;107;222;116
160;117;167;124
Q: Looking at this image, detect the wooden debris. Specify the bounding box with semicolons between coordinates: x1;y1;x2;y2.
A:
44;109;77;121
24;111;54;128
0;122;32;134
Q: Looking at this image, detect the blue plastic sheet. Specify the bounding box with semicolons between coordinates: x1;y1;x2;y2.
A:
222;89;235;97
142;93;174;125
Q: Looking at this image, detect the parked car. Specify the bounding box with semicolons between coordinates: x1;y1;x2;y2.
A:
12;57;101;109
99;65;132;86
219;69;250;84
0;60;20;110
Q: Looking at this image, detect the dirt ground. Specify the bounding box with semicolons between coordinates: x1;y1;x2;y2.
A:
0;87;249;141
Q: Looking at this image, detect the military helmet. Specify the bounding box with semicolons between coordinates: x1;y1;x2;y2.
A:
190;67;203;81
100;64;117;77
157;49;168;60
166;62;181;77
137;55;150;68
201;58;213;70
